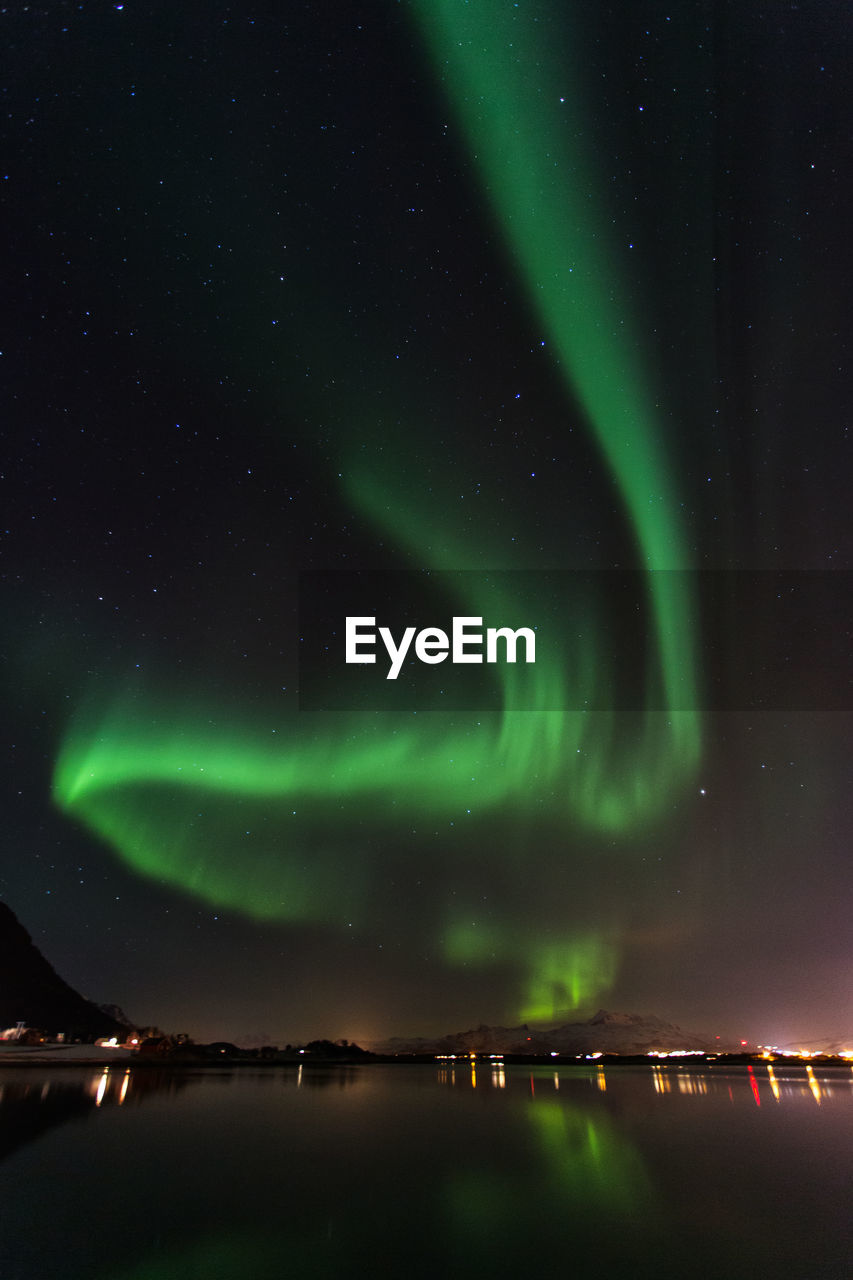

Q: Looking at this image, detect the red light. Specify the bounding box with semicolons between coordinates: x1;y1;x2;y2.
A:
747;1065;760;1107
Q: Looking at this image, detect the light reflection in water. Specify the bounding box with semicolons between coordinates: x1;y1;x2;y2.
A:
5;1064;853;1280
95;1069;109;1107
86;1066;137;1108
767;1064;780;1101
431;1061;853;1108
806;1065;821;1105
525;1099;652;1214
748;1065;761;1107
652;1066;671;1094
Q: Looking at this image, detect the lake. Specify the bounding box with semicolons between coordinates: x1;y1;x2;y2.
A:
1;1061;851;1278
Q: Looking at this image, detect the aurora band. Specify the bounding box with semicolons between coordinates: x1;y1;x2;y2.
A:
52;1;702;1018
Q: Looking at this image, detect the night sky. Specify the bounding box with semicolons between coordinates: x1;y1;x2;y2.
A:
3;1;851;1048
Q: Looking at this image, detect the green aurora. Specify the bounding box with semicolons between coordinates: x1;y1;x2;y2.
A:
52;1;702;1022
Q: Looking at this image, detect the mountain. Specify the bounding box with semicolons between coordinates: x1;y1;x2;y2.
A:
369;1009;723;1056
96;1003;133;1028
0;902;128;1040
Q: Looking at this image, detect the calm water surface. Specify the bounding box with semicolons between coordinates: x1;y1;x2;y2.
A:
1;1061;851;1278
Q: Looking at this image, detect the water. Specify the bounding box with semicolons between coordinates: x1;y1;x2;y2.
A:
1;1061;851;1278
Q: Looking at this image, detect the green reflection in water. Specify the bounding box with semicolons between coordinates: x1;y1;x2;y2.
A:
102;1232;286;1280
104;1093;653;1279
527;1096;651;1211
444;1092;653;1260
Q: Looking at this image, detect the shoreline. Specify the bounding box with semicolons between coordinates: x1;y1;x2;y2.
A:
2;1049;852;1070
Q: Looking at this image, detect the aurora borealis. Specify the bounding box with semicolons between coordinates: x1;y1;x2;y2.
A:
3;1;851;1045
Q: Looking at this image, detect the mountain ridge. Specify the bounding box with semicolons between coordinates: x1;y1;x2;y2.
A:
0;902;128;1040
369;1008;725;1056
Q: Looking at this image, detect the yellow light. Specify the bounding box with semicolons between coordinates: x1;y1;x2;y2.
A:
767;1065;780;1103
95;1070;109;1107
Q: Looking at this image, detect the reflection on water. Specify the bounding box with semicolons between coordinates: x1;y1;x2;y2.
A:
0;1067;196;1163
1;1063;852;1279
433;1058;853;1106
527;1095;651;1209
0;1059;367;1154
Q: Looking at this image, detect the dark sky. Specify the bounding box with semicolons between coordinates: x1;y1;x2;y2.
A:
2;0;851;1047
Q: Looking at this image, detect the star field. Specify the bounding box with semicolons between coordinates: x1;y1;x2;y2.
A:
1;0;851;1046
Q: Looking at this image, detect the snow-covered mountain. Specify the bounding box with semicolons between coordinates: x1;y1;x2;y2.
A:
370;1008;723;1055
